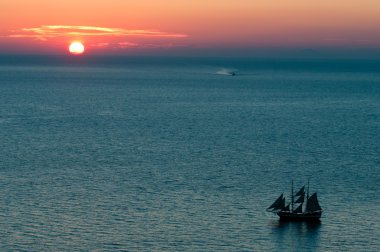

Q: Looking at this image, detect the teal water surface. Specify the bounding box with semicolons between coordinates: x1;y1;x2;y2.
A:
0;57;379;251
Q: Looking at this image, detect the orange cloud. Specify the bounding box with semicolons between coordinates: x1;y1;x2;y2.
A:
117;42;139;48
6;25;188;40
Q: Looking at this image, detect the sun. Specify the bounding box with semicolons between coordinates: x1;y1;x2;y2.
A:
69;41;85;55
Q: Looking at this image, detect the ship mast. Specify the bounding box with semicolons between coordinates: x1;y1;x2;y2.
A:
291;180;294;212
305;178;310;212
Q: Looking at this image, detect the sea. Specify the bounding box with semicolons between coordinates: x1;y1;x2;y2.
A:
0;55;379;251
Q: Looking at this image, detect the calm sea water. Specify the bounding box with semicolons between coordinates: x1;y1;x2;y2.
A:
0;56;379;251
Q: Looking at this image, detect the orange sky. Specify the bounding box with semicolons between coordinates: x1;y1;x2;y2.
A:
1;0;380;54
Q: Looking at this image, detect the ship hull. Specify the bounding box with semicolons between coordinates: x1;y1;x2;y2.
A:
277;211;322;222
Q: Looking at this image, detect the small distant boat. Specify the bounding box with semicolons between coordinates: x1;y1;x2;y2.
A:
267;180;323;221
216;69;237;76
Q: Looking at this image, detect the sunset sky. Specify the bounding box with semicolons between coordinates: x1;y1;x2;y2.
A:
1;0;380;55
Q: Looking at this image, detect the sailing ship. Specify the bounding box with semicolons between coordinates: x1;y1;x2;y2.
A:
267;180;322;221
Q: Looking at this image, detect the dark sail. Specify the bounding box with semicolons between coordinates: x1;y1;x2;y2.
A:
282;204;290;212
293;203;303;213
295;193;305;203
267;194;285;211
305;193;322;212
295;186;305;196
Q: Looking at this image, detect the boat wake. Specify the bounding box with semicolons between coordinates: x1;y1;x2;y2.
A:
216;68;237;76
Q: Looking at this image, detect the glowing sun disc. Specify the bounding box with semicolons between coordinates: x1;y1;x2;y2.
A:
69;42;85;54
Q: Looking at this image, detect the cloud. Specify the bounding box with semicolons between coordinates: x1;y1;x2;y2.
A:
6;25;188;40
92;42;110;48
89;41;190;50
117;42;139;48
